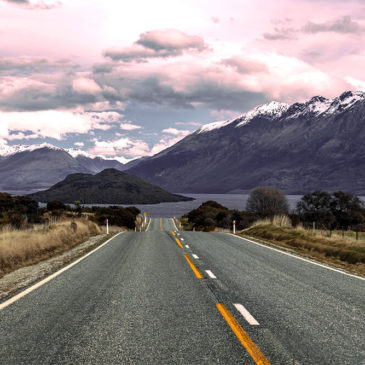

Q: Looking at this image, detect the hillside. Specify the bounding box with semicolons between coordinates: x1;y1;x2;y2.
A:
29;168;193;204
127;91;365;194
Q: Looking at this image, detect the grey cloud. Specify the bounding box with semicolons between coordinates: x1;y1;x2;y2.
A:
92;63;115;74
0;79;101;112
94;69;267;112
0;57;78;75
104;29;208;62
303;16;364;34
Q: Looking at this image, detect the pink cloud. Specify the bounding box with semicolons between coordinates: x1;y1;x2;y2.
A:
72;78;102;95
104;29;207;62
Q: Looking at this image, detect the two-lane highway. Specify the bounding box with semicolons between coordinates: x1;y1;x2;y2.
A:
1;218;364;364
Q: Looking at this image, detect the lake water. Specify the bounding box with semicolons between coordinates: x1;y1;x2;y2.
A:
117;193;305;218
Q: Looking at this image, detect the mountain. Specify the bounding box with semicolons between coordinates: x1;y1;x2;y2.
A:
67;149;126;174
0;144;138;193
29;168;193;204
0;146;90;193
126;90;365;195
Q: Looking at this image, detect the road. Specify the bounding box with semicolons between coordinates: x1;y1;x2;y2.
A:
0;218;364;364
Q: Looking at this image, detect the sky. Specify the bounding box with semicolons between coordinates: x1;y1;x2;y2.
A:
0;0;365;162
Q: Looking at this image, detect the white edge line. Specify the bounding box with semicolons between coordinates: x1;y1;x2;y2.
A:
185;245;190;248
205;270;216;279
145;218;152;232
227;233;365;281
171;218;179;231
0;232;123;311
234;303;259;326
192;254;199;259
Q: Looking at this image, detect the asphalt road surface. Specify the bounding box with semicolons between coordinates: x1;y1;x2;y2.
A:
1;218;364;364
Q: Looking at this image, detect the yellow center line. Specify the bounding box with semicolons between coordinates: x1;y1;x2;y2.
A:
170;231;176;236
160;218;162;231
184;254;203;279
216;304;271;365
175;237;183;248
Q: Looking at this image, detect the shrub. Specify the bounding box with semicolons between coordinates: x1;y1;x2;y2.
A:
246;187;289;217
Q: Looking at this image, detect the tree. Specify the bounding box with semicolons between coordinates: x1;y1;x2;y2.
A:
74;200;82;216
246;187;289;217
296;190;335;229
330;191;364;230
297;190;365;230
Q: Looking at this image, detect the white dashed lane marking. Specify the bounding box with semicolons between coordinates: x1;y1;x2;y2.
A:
205;270;217;279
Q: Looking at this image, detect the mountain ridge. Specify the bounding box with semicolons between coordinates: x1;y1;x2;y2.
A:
126;90;365;194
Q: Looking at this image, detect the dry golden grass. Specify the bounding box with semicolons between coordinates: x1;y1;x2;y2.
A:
0;218;102;276
242;215;365;275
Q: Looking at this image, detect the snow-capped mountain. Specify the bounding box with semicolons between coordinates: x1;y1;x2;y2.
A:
127;90;365;194
0;144;133;193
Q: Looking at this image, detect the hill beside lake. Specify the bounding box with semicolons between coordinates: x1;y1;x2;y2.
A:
29;168;193;204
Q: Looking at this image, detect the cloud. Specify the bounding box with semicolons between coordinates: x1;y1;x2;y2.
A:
263;27;297;41
72;78;102;95
344;76;365;91
3;0;62;9
89;137;150;158
161;128;191;136
0;109;120;140
120;122;142;130
104;29;207;62
175;121;202;126
303;16;364;34
0;75;103;111
0;57;77;75
74;141;84;147
222;56;268;74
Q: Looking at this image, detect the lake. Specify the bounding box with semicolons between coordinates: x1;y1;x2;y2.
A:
116;193;305;218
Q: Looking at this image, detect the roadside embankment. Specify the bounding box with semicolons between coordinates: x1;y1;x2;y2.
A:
0;218;103;277
241;221;365;276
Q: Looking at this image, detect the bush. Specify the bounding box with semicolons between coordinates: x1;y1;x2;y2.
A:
246;187;289;217
91;206;140;229
0;193;40;226
186;201;258;231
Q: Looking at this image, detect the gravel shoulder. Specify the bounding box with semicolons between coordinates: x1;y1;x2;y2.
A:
0;232;123;300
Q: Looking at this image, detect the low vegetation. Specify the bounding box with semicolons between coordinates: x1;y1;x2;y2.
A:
185;200;258;231
242;217;365;274
183;188;365;275
0;193;142;276
0;218;102;276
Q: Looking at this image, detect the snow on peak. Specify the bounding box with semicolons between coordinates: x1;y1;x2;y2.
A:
236;101;289;127
197;101;289;134
287;90;365;119
0;142;62;156
197;119;234;134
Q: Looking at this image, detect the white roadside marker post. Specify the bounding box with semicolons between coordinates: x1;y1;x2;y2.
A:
106;219;109;235
233;220;236;235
